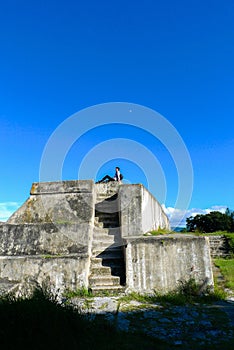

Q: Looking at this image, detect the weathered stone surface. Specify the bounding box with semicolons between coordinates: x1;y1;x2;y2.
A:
119;184;170;237
208;235;233;258
30;180;94;195
0;223;90;255
0;255;89;297
0;180;214;296
124;235;214;293
8;180;95;224
66;296;234;348
1;181;95;295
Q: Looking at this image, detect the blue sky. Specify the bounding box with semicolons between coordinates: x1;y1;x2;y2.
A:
1;0;234;226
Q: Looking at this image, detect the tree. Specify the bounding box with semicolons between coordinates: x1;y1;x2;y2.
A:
225;208;234;232
186;209;234;233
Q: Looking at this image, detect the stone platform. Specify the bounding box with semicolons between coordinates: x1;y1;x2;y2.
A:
0;180;213;296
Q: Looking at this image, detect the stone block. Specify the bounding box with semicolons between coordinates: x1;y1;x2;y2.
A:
124;235;213;293
0;255;89;297
119;184;170;237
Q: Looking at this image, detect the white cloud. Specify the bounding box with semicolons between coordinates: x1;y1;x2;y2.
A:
0;202;20;222
162;204;228;228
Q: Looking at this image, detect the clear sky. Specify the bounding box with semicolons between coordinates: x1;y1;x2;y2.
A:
1;0;234;226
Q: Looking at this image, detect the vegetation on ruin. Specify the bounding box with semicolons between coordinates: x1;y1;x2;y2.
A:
147;228;175;235
119;278;226;306
64;277;226;306
63;285;93;298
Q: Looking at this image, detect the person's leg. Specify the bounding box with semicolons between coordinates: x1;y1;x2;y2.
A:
106;176;115;182
97;175;114;183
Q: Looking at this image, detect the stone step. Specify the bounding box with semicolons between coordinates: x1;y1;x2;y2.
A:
96;192;118;201
92;236;122;246
95;193;118;200
90;255;126;286
92;244;124;254
91;257;124;268
92;238;123;247
90;261;125;282
94;220;119;229
92;238;121;245
95;187;118;193
93;229;121;241
94;222;119;229
95;198;118;205
95;211;119;219
92;236;115;245
94;219;119;227
91;257;104;266
92;256;124;268
90;183;125;293
95;203;119;212
92;243;116;252
94;220;105;228
94;216;119;224
92;247;124;257
95;188;119;195
89;275;120;286
95;192;118;198
94;221;119;229
90;265;112;276
93;226;120;234
90;285;126;295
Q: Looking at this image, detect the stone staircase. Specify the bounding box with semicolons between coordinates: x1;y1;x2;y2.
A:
89;184;126;294
208;235;232;258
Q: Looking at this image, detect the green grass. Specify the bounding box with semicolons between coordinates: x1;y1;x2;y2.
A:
182;230;232;236
64;278;226;307
119;278;223;306
214;259;234;291
198;231;231;235
0;285;233;350
64;279;224;307
148;228;175;235
0;288;166;350
63;287;124;298
63;286;93;298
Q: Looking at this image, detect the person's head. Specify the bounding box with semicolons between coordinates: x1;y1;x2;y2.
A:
115;167;120;171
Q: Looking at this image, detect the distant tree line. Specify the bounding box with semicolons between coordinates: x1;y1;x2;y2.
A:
186;209;234;233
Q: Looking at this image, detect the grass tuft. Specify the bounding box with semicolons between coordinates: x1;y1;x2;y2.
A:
120;278;223;306
149;228;175;236
63;286;93;298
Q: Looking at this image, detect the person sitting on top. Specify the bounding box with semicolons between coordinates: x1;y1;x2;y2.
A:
96;167;122;183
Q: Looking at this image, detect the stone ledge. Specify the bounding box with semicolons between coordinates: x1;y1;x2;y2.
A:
30;180;94;195
123;234;208;244
0;254;89;260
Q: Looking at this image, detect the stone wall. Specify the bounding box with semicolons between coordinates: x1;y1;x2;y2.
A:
208;235;233;258
0;223;90;256
0;180;95;295
119;184;170;237
8;180;95;226
0;255;88;296
0;180;215;296
124;235;213;293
